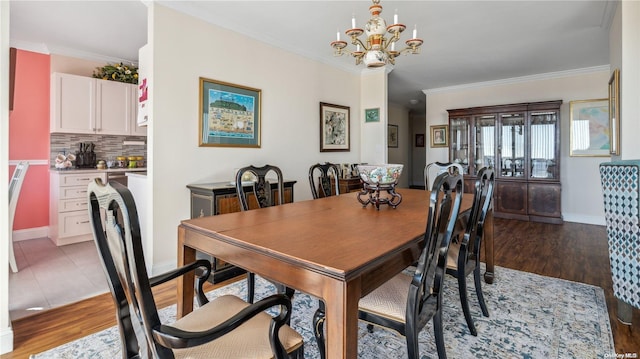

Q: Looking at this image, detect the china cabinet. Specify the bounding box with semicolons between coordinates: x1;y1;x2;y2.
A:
448;100;562;223
50;72;146;136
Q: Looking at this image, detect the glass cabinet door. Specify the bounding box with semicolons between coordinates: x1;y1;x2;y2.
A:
529;111;558;179
499;113;526;178
473;115;496;176
449;117;470;174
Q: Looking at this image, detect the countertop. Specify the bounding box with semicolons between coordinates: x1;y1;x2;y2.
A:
50;167;147;174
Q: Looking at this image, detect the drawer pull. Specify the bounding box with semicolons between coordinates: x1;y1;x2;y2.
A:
78;220;91;224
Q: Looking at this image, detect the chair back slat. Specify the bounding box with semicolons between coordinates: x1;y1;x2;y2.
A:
463;166;495;258
424;162;464;191
409;171;463;331
235;165;285;211
309;162;341;199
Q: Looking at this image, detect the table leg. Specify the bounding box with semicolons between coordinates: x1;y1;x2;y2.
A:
177;226;195;318
483;208;495;284
323;280;360;358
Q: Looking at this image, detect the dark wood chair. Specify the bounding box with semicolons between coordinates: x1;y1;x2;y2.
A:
308;162;341;199
447;166;495;336
314;171;463;359
424;161;464;190
235;165;290;304
88;179;304;359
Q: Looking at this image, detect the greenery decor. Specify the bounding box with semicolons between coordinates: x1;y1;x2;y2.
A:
93;63;138;84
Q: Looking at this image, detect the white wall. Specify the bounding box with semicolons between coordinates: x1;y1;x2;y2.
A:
410;112;426;187
0;1;12;354
148;4;362;269
425;68;610;225
619;1;640;160
387;102;410;188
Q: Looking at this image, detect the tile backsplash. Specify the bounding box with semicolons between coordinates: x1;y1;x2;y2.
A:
50;134;147;165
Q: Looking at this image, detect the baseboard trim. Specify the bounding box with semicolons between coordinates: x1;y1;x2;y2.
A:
562;213;606;226
12;226;49;242
0;326;14;355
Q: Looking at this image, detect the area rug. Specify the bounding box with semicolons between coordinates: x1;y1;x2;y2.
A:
31;265;614;358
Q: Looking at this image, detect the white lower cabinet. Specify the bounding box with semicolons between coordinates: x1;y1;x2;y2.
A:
50;171;106;246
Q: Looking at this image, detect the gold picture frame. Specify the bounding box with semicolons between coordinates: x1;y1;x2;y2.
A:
608;69;620;155
430;125;448;148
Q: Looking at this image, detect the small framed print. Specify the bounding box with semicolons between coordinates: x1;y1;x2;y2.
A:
365;108;380;122
388;124;398;148
320;102;350;152
415;133;425;147
430;125;448;148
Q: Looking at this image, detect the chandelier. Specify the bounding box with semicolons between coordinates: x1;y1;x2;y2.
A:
330;0;423;68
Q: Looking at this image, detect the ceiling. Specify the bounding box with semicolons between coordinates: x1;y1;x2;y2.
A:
9;1;616;114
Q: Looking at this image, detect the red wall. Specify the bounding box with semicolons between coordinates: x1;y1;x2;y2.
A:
9;50;50;230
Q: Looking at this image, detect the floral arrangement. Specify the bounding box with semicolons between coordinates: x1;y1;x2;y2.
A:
93;62;139;84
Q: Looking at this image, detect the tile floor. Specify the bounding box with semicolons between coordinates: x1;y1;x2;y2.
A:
9;237;108;321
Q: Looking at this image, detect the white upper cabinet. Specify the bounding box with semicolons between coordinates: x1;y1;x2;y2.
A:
96;79;132;135
51;73;96;134
51;72;146;136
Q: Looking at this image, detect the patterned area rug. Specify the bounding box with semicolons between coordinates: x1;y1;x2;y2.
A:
31;265;614;358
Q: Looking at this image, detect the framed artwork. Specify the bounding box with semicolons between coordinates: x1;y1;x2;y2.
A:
569;99;609;157
388;124;398;148
199;77;261;147
320;102;350;152
415;133;425;147
430;125;448;148
608;69;620;155
365;108;380;122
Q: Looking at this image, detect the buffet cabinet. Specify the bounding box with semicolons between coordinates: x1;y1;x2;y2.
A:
186;180;296;283
448;100;562;223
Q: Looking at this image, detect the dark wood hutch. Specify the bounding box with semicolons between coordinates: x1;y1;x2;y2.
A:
448;100;563;224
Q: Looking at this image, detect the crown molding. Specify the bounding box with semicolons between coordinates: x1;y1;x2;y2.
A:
9;40;137;66
423;65;610;95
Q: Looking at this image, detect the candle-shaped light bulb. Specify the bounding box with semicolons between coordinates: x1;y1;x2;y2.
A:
352;16;356;29
337;29;340;41
413;25;417;39
391;42;395;51
394;9;398;24
357;44;361;52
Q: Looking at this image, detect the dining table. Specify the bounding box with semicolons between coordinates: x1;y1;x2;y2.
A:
177;188;493;358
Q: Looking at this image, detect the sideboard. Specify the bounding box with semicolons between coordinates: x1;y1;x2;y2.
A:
186;180;296;283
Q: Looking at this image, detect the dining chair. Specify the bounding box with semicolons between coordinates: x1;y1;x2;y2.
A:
308;162;341;199
446;166;495;336
424;161;464;191
235;165;291;304
88;179;304;359
9;161;29;273
314;171;463;359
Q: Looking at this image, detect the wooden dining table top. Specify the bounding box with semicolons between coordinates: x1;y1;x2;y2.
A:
180;189;473;283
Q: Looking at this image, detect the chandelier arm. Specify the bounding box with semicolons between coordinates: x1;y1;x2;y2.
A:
351;37;368;51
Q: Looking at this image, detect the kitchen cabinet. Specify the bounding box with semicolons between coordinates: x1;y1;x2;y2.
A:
51;73;146;136
186;180;296;283
50;170;107;246
448;100;562;223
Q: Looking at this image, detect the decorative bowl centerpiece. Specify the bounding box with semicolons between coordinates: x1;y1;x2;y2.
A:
356;164;403;209
357;164;403;186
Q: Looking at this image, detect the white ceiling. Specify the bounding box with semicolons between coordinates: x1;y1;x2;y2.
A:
9;1;616;114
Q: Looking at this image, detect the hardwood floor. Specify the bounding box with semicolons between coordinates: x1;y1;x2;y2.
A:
2;218;639;358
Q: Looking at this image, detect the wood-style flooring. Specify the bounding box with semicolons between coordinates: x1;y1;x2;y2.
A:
2;218;639;358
